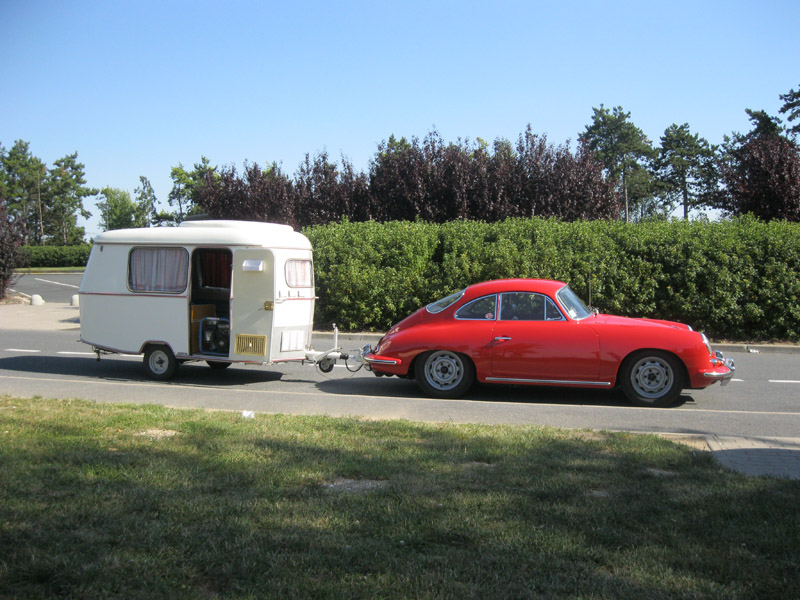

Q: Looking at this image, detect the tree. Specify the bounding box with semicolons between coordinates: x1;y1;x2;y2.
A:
294;151;349;226
97;187;138;231
0;200;25;298
655;123;717;219
168;157;217;223
779;84;800;137
717;110;800;221
44;152;96;245
194;161;296;225
368;135;427;222
134;176;157;227
0;140;47;244
168;164;193;223
484;138;521;221
744;109;783;139
579;105;654;221
548;141;620;220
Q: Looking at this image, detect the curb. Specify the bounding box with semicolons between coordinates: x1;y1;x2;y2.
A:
712;343;800;355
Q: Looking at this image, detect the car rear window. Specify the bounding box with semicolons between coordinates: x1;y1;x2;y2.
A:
426;289;465;314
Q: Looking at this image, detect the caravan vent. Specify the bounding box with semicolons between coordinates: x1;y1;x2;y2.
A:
235;334;267;356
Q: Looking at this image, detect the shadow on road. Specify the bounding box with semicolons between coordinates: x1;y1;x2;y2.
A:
1;354;696;409
0;355;284;386
314;375;696;409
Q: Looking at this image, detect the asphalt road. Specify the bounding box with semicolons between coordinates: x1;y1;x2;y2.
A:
9;273;83;303
1;323;799;439
2;275;799;440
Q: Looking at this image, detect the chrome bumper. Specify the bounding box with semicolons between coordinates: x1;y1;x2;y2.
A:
360;344;401;367
703;351;736;386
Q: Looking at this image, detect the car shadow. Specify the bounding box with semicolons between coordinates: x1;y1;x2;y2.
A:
314;375;696;408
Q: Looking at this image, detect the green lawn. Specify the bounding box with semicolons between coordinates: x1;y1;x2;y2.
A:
1;396;798;599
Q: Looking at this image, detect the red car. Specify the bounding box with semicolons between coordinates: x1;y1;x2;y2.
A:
362;279;734;407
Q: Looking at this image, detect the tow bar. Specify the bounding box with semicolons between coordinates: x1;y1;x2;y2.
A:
304;324;369;373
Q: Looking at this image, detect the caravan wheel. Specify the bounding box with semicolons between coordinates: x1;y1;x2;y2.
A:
143;345;178;380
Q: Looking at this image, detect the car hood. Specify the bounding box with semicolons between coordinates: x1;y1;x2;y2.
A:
590;314;691;331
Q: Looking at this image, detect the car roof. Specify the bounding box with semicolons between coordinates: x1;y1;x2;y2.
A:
465;278;568;297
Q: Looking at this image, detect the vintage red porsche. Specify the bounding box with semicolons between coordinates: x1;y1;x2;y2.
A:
362;279;734;407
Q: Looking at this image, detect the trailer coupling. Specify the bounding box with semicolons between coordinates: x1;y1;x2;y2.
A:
304;324;368;373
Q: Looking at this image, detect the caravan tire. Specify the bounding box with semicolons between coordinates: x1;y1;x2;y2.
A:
143;345;178;380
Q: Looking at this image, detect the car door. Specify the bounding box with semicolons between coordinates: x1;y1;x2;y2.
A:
490;292;600;382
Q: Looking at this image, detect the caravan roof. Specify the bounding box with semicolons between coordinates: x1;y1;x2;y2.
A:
92;220;312;250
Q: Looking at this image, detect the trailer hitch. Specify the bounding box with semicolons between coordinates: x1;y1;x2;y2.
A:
305;324;365;373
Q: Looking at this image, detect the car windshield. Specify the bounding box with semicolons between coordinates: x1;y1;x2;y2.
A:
556;285;592;320
426;289;465;314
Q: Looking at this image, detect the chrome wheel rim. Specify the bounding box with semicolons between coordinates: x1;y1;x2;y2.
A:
630;357;673;399
424;351;464;391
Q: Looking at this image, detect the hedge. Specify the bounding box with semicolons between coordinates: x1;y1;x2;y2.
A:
18;244;92;268
305;217;800;341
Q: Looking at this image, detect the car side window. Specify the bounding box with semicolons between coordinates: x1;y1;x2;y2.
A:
545;297;564;321
455;295;497;320
500;292;560;321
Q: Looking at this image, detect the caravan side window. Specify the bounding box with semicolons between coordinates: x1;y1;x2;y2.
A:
129;247;189;293
285;259;313;288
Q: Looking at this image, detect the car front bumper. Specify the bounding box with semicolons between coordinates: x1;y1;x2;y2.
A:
700;351;736;386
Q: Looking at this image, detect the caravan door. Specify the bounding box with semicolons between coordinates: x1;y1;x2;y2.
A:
230;249;274;362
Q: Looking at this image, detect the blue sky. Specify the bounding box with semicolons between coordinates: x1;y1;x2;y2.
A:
2;0;798;237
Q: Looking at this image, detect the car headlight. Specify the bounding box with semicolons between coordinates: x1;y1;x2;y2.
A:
700;332;713;356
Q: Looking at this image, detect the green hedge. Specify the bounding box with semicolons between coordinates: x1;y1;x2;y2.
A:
18;244;92;268
306;217;800;341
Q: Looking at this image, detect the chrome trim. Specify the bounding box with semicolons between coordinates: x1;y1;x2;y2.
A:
485;377;612;387
363;355;400;365
703;357;735;386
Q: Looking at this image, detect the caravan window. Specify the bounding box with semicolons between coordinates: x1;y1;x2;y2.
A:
129;247;189;293
285;259;313;288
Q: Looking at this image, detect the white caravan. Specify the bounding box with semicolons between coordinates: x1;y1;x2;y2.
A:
79;220;341;379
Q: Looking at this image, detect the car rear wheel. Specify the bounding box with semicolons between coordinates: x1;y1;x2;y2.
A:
622;351;684;407
143;345;178;380
414;350;474;398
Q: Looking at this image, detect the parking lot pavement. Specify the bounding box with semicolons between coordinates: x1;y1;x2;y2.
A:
0;299;80;331
1;300;799;480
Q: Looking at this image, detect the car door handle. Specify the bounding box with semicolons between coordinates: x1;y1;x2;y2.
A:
494;336;512;341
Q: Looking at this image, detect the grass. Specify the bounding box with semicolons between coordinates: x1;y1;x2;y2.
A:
1;396;798;599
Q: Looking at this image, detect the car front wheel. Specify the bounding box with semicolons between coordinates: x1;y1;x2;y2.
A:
414;350;474;398
621;351;684;407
